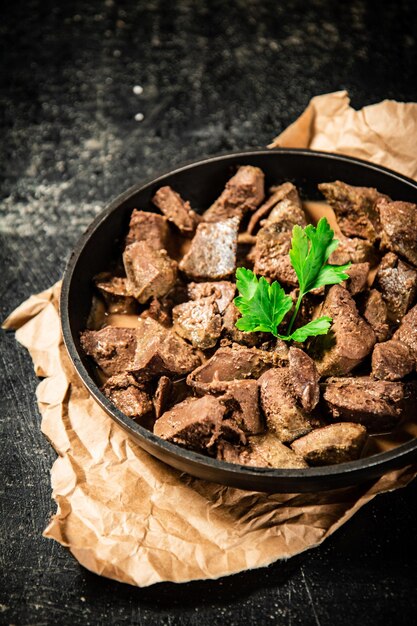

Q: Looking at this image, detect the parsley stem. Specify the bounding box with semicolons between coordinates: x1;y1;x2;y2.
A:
287;291;304;335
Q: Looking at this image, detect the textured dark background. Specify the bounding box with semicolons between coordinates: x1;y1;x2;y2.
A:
1;1;417;624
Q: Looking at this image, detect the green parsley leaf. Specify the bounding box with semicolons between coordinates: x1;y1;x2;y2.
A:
278;316;333;343
234;268;293;336
289;217;351;294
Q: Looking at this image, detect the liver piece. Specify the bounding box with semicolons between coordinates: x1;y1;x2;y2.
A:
102;372;153;419
362;289;390;343
179;217;239;279
202;165;265;222
241;433;308;469
376;252;417;324
187;344;277;391
378;198;417;267
372;339;415;381
172;297;222;349
123;241;178;303
319;180;387;241
125;209;169;249
310;285;376;376
288;347;320;412
152;186;200;235
393;303;417;359
322;376;409;433
291;423;367;466
80;326;137;376
258;368;313;443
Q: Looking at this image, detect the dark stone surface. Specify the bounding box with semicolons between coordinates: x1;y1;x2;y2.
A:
1;0;417;624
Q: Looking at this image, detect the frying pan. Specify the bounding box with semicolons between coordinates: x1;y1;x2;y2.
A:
61;149;417;492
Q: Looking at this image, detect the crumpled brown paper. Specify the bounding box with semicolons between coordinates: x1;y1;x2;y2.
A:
4;90;417;587
269;90;417;180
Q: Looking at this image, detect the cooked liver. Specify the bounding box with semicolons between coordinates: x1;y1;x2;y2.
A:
102;372;153;419
247;181;302;234
187;345;277;392
371;340;415;381
376;252;417;324
80;327;137;376
154;395;241;452
393;303;417;359
202;165;265;222
129;319;201;379
258;368;314;442
94;273;138;314
310;285;376;376
378;198;417;267
241;433;308;468
291;423;367;466
187;281;236;313
252;224;298;286
125;209;169;249
172;297;222;349
319;180;387;241
123;241;178;303
153;376;173;418
322;376;408;432
179;217;239;279
202;379;264;435
152;186;200;235
288;347;320;412
362;289;390;342
345;262;370;295
251;196;306;286
329;235;378;265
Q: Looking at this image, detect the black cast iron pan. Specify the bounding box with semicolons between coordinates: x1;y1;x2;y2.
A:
61;149;417;492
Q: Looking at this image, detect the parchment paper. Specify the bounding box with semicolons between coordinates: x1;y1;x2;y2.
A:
3;90;417;587
269;90;417;180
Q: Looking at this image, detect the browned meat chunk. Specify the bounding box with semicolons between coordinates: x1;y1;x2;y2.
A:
187;345;276;392
329;235;378;266
125;209;169;249
203;165;265;222
187;281;235;313
123;241;178;304
153;376;173;418
172;297;222;349
102;373;153;419
378;198;417;267
152;186;200;235
239;433;308;469
310;285;376;376
94;273;138;314
372;340;415;381
319;181;387;241
251;196;306;286
179;217;239;279
322;377;408;433
247;182;302;234
140;297;172;327
258;368;314;443
202;379;264;435
376;252;417;324
345;262;370;295
362;289;390;342
288;347;320;412
393;303;417;359
129;318;201;379
80;327;137;376
291;423;367;466
154;395;242;452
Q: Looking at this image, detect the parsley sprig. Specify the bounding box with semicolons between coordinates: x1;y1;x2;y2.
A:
234;217;351;342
